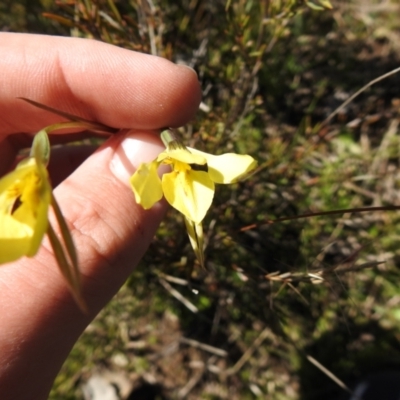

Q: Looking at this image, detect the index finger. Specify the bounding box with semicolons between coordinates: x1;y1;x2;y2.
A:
0;33;201;137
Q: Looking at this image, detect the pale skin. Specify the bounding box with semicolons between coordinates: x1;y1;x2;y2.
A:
0;33;202;399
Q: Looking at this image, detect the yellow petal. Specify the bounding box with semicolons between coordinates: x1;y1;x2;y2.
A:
184;217;205;268
130;161;163;209
0;214;34;262
158;148;207;166
26;162;51;256
0;158;51;263
162;169;214;223
188;147;257;184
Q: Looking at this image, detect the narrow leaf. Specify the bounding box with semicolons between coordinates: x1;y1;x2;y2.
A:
42;13;76;27
47;216;87;313
19;97;118;134
52;195;78;268
107;0;122;24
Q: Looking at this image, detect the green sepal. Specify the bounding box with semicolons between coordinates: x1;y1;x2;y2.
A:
30;129;50;166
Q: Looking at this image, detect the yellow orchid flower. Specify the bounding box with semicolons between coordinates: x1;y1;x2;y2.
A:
0;122;98;312
130;129;257;267
0;126;86;310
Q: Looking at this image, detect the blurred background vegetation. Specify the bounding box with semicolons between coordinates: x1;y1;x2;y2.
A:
3;0;400;399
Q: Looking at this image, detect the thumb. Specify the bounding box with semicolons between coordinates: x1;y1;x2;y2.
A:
55;129;167;305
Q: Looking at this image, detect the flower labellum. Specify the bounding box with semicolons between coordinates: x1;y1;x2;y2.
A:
130;129;257;268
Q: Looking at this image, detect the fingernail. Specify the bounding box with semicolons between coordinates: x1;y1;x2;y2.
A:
177;63;198;78
110;130;164;185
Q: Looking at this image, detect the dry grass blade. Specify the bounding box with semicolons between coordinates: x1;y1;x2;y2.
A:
320;66;400;128
158;278;198;313
306;354;352;394
241;205;400;231
179;337;228;357
223;327;274;377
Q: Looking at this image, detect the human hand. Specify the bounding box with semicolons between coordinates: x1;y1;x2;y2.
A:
0;32;201;399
